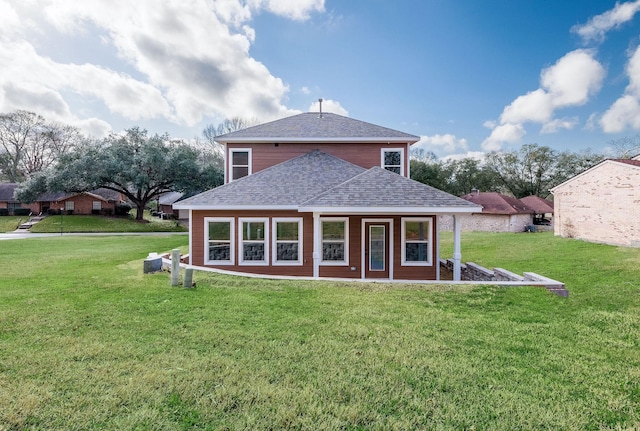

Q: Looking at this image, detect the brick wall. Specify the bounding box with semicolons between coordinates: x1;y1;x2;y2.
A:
553;161;640;247
439;213;533;233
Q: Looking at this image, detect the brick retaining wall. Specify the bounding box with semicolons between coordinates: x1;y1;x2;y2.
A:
440;259;568;296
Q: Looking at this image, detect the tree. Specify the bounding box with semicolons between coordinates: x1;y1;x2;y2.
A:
443;157;500;196
485;144;559;198
608;135;640;158
17;127;223;221
0;110;82;181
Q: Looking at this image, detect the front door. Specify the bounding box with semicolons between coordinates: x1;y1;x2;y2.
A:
364;221;390;279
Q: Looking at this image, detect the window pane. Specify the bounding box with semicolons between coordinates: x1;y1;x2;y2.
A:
243;243;264;261
405;242;429;262
322;222;344;240
208;222;230;241
384;151;401;166
277;243;298;261
92;201;101;210
370;226;385;270
386;166;401;174
232;151;249;165
277;222;298;240
405;222;427;241
232;166;248;179
243;222;264;240
209;243;230;261
323;243;345;261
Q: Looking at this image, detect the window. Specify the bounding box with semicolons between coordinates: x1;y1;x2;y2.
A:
321;218;348;265
239;218;269;265
205;217;234;265
229;149;252;181
65;201;74;211
272;218;303;265
381;148;404;175
92;201;102;211
402;218;432;265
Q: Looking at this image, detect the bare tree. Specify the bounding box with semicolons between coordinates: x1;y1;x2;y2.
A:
0;110;83;181
608;135;640;158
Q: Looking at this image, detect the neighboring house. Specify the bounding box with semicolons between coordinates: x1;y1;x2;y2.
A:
175;112;481;281
0;183;30;215
158;191;188;220
439;191;533;233
550;156;640;247
519;195;554;226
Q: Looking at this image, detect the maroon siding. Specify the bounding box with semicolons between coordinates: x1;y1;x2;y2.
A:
191;211;438;281
226;142;410;181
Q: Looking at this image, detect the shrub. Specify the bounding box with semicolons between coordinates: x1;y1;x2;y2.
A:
0;208;8;216
13;208;31;216
115;202;132;216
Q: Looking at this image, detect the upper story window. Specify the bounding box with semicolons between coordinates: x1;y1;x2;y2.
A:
229;148;252;181
381;148;404;175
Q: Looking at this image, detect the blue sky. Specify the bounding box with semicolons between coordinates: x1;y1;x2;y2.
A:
2;1;640;159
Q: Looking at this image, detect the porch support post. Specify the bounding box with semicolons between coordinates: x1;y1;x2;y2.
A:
453;214;462;281
313;212;321;278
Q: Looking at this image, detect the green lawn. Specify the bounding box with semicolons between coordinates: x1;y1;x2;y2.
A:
0;232;639;430
27;213;187;233
0;216;23;232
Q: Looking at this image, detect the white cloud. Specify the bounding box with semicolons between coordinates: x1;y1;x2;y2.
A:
483;49;605;150
481;123;526;152
601;45;640;132
540;117;578;134
440;151;486;163
308;99;348;116
414;134;469;156
572;0;640;43
0;0;324;137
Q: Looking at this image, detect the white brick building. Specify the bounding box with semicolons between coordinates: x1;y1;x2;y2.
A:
550;155;640;247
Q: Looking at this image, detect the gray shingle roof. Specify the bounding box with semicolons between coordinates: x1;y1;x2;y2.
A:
0;183;18;202
300;166;481;210
176;151;366;207
176;151;480;213
214;112;420;143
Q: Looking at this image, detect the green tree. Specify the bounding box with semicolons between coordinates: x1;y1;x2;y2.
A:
17;127;223;220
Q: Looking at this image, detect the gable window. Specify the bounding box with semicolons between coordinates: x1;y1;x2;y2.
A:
381;148;404;175
272;218;303;265
229;149;252;181
321;218;348;265
402;218;432;266
239;218;269;265
205;217;235;265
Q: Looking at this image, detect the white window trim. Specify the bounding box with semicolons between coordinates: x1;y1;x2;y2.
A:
204;217;235;266
228;148;252;182
381;148;405;176
272;217;303;266
320;217;349;266
238;217;269;266
401;217;433;266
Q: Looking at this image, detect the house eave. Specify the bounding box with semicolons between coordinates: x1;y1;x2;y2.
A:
216;137;419;145
174;204;299;211
297;206;482;214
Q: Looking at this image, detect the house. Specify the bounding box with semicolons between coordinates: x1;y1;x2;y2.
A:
158;191;187;219
174;112;481;281
550;155;640;247
519;195;554;226
0;183;31;215
439;191;533;233
0;183;125;216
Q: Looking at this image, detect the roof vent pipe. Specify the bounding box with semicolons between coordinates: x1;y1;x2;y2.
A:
318;98;323;118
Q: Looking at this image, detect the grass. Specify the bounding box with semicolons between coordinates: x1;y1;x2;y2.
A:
0;216;23;232
27;212;187;233
0;232;639;430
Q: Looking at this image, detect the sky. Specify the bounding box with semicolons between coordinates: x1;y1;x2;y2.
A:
2;0;640;160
